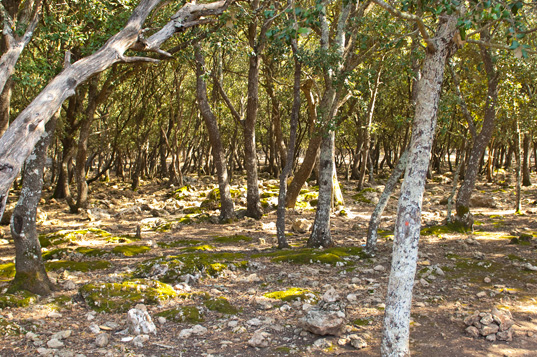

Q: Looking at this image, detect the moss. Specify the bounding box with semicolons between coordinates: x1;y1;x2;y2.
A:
263;288;318;304
107;235;140;244
0;317;23;336
300;192;319;201
203;297;238;314
261;191;279;198
420;223;469;237
79;279;176;313
75;247;108;257
158;239;202;248
154;216;194;232
0;290;37;308
455;205;470;216
213;235;253;244
46;260;111;272
178;291;211;301
353;318;372;326
112;245;151;257
46;295;72;311
42;248;71;261
183;207;203;215
181;244;215;252
507;254;525;262
254;247;365;266
134;251;245;283
0;262;16;278
156;306;204;323
39;228;112;247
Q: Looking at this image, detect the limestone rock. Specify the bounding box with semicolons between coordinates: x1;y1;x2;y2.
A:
470;194;497;208
301;307;345;336
127;308;156;335
248;329;271;348
292;218;312;233
132;334;149;347
465;326;480;338
47;338;64;349
349;334;368;349
95;333;109;348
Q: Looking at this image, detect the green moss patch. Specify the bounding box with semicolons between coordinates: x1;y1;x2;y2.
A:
79;279;176;313
0;290;37;308
42;248;71;260
171;185;193;199
0;317;23;336
46;260;111;272
45;295;72;311
213;235;253;244
75;247;108;257
154;216;196;232
183;207;203;215
181;244;215;252
420;223;469;237
0;262;15;279
261;190;279;198
112;245;151;257
134;252;245;283
253;247;366;266
39;228;112;247
263;288;318;304
107;235;140;244
353;318;372;326
156;306;203;323
203;297;238;314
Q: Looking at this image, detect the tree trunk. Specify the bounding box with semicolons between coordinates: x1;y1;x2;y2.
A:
195;44;235;222
9;113;58;295
381;12;459;356
0;78;13;137
365;149;408;255
522;133;531;186
515;121;522;213
454;31;498;229
307;131;335;248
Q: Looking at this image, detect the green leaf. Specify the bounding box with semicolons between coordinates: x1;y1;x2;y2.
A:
509;40;520;50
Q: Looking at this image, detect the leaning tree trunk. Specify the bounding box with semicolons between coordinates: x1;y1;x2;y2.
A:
454;31;498;229
0;78;13;137
276;34;301;249
0;0;232;220
195;44;235;222
365;149;408;255
522;132;532;186
381;12;459;356
9;114;58;295
307;130;335;248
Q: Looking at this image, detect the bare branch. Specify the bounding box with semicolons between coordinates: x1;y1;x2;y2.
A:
448;60;476;138
466;39;536;54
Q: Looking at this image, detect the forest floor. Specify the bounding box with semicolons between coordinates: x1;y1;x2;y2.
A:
0;169;536;357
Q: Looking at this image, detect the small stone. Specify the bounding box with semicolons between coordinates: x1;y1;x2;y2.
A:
322;287;339;303
480;324;499;336
228;320;239;328
95;333;109;348
373;265;385;272
132;334;149;347
191;325;207;335
247;318;263;326
292;218;312;233
464;313;480;326
349;334;367;349
301;307;345;336
88;323;100;334
419;278;429;287
157;317;166;325
485;334;496;342
496;328;513;341
280;304;291;312
480;313;494;325
484;277;491;284
127;308;156;335
47;338;64;348
346;294;357;303
313;338;331;349
476;291;487;298
26;332;39;341
48;311;62;318
37;348;53;356
178;329;193;338
52;330;72;340
465;326;480;338
63;281;76;290
248;329;271;348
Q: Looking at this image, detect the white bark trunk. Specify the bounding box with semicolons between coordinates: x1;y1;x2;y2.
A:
381;13;460;356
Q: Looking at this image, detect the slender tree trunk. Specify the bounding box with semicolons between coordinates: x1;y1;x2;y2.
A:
515;121;522;213
9;113;58;295
365;149;408;255
307;131;335;248
276;34;301;249
381;12;459;356
195;44;235;222
0;78;13;137
522;133;531;186
454;32;498;229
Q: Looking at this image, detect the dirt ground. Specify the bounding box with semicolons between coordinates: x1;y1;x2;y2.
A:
0;170;536;357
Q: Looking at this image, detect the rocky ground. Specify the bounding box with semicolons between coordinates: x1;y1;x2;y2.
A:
0;170;536;357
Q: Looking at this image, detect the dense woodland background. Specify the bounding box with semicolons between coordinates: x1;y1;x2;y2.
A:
0;0;536;355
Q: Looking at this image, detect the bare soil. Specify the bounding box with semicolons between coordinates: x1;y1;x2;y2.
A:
0;171;536;357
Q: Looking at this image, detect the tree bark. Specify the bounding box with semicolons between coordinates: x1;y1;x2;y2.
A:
454;30;498;229
0;0;233;220
522;133;531;186
515;121;522;213
381;12;459;356
9;112;58;296
194;44;235;222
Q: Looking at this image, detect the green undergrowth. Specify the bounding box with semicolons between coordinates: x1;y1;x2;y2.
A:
42;248;71;260
171;185;194;200
263;288;318;304
0;290;37;308
204;296;238;314
154;214;212;232
200;188;242;210
112;245;151;256
253;247;366;266
45;260;112;272
353;318;373;326
156;306;203;323
420;222;469;237
75;247;109;257
106;235;140;244
448;256;537;284
0;262;15;279
134;251;245;283
378;230;394;240
39;228;113;247
352;188;377;204
213;235;253;244
158;239;202;248
45;295;72;311
79;279;176;313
